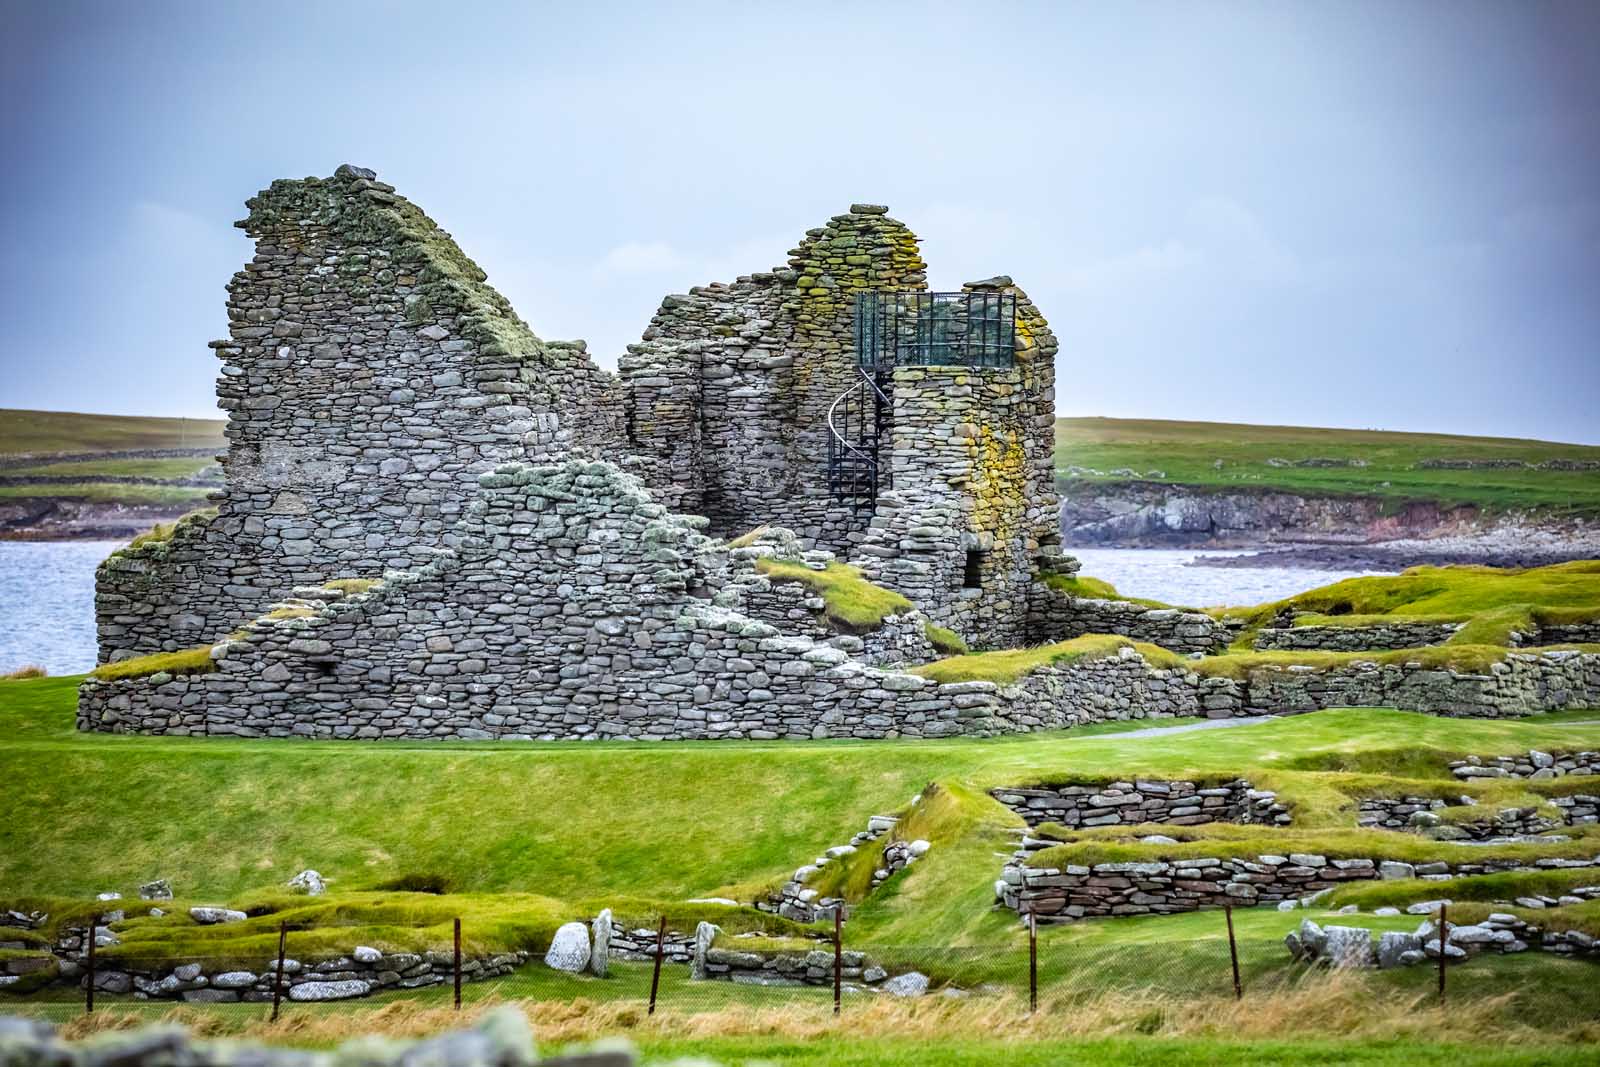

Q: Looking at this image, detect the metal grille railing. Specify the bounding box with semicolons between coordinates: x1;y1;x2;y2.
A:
855;291;1016;371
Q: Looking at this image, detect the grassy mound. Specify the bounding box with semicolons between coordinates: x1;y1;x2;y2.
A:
1217;561;1600;648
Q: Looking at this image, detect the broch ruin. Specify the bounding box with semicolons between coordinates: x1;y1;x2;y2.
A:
79;165;1600;739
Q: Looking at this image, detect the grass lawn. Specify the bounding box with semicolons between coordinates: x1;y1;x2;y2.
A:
1055;416;1600;515
6;675;1600;941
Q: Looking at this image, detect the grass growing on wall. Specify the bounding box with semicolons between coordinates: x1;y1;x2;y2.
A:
87;645;215;682
754;560;914;632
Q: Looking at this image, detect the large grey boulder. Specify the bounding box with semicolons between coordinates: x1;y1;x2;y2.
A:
189;907;247;925
544;922;591;973
138;879;173;901
1323;926;1376;969
388;1004;540;1067
690;921;720;980
1297;919;1327;957
882;971;930;997
287;870;326;896
1377;931;1421;968
590;909;612;978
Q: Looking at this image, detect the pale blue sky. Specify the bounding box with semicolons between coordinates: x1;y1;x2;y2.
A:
2;1;1597;442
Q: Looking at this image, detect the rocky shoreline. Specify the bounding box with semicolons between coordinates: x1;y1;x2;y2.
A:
1184;526;1600;572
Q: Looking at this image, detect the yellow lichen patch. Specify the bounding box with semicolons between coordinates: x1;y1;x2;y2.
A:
967;423;1028;539
323;578;382;595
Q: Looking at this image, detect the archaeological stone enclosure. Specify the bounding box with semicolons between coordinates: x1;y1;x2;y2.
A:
80;165;1600;739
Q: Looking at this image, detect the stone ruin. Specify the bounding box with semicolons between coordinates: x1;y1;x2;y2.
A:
80;165;1600;740
82;164;1115;739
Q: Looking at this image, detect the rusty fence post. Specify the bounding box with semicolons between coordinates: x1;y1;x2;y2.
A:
1437;903;1447;1003
1224;903;1242;1000
85;913;98;1015
271;921;288;1022
454;917;463;1010
833;907;843;1017
1028;909;1038;1014
648;915;667;1016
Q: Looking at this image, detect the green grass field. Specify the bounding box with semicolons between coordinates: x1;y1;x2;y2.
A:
0;409;226;455
7;675;1600;1060
1055;416;1600;514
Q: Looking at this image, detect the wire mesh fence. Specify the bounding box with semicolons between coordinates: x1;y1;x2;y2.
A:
7;906;1600;1027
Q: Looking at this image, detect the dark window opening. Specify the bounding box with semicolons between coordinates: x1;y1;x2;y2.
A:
963;549;984;590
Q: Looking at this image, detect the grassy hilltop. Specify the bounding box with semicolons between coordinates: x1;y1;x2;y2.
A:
0;409;225;529
1055;416;1600;515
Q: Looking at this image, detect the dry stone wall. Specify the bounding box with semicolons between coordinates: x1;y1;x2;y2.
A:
620;204;928;552
1234;650;1600;717
1254;622;1464;652
1028;586;1234;654
992;779;1290;830
94;166;623;664
1450;749;1600;779
1355;796;1562;837
998;849;1600;922
78;461;1031;741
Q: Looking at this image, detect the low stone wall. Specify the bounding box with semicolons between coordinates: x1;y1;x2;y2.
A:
1355;796;1560;838
761;812;928;923
1253;622;1462;652
699;942;879;987
30;923;524;1002
1234;650;1600;718
991;778;1290;829
1553;793;1600;824
982;647;1248;728
1030;587;1233;655
997;850;1600;922
1450;749;1600;779
1526;619;1600;645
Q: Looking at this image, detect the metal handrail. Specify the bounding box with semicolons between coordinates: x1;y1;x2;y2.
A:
826;376;877;470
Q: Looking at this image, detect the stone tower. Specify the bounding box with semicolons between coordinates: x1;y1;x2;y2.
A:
620;206;1063;650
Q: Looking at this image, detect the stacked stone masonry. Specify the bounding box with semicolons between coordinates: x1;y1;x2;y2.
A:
991;779;1291;830
1253;622;1464;652
1450;749;1600;779
95;165;623;664
30;922;524;1003
1028;586;1234;655
998;851;1600;922
1355;796;1564;838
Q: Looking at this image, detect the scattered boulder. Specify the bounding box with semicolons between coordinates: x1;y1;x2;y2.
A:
287;870;326;896
188;907;247;925
1377;931;1421;968
881;971;930;997
138;879;173;901
1323;926;1377;968
590;909;613;978
544;922;591;973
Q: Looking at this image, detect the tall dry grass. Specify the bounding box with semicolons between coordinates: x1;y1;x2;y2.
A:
53;971;1600;1049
